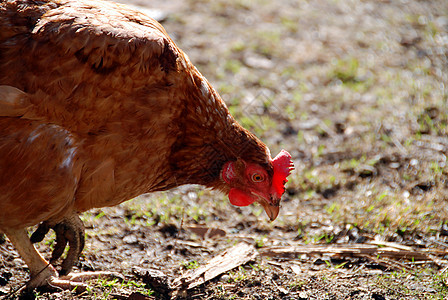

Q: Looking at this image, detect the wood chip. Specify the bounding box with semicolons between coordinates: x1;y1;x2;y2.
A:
290;264;302;275
172;242;257;291
186;225;226;239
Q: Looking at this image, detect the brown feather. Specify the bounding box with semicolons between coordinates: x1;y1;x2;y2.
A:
0;0;271;229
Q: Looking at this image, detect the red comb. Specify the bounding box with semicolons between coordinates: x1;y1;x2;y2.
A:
271;150;294;197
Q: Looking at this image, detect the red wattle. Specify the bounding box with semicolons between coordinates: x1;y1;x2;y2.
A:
228;188;254;206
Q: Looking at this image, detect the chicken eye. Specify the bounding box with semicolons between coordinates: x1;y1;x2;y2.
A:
251;173;264;182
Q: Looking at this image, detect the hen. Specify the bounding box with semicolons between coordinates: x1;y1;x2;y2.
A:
0;0;293;292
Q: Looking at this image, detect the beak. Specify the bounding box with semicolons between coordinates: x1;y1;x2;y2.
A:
250;191;281;221
261;201;280;221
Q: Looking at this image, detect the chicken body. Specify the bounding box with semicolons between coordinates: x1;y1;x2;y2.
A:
0;0;292;291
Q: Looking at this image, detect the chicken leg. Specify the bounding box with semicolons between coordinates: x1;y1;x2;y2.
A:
5;223;124;294
3;227;89;292
30;213;85;276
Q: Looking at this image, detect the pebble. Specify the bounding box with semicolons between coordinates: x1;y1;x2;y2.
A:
298;291;308;299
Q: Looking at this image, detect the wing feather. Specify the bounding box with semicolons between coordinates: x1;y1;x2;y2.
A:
0;0;180;132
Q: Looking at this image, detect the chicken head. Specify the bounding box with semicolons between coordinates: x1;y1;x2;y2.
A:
221;150;294;221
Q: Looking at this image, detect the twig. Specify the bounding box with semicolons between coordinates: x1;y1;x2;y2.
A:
359;254;414;272
259;243;447;261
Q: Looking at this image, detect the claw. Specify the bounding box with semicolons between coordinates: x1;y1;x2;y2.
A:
50;223;69;264
57;215;85;276
30;214;85;276
30;222;51;243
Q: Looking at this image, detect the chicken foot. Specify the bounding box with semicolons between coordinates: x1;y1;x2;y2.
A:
3;227;90;293
4;215;123;294
30;213;85;275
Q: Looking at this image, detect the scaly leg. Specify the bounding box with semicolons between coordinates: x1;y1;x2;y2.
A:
3;227;88;292
5;223;123;294
30;213;85;275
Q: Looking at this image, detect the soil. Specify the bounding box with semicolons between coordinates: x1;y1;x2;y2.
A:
1;0;448;299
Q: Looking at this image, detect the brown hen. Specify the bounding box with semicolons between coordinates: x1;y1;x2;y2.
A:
0;0;293;292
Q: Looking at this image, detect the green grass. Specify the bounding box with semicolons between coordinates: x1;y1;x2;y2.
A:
81;278;153;300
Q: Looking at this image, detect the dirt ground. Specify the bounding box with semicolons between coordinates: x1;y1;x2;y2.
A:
1;0;448;299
